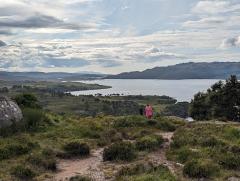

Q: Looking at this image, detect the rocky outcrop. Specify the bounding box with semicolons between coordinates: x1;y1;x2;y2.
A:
0;96;23;128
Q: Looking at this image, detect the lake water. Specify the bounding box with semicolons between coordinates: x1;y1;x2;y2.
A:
71;79;219;102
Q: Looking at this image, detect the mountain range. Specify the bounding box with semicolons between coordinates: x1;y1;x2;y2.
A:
0;72;105;81
1;62;240;81
106;62;240;79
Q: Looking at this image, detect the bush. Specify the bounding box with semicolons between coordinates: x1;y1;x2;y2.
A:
200;136;226;147
113;116;146;128
183;159;220;178
69;175;92;181
147;120;158;126
27;153;57;171
14;93;40;109
156;119;176;132
103;141;136;162
136;135;164;151
176;147;200;163
23;108;46;130
63;142;90;157
11;165;36;180
0;144;32;161
117;164;176;181
218;152;240;170
98;129;122;146
117;163;150;176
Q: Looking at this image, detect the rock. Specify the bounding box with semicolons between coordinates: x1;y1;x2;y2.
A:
0;96;23;128
228;177;240;181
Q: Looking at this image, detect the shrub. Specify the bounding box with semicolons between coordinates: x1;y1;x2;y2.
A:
170;129;197;149
175;147;200;163
103;141;136;162
218;152;240;170
200;136;226;147
156;119;176;132
27;153;57;171
113;116;146;128
63;142;90;157
117;164;176;181
11;165;36;180
99;129;122;145
14;93;40;109
147;120;158;126
69;175;92;181
225;127;240;140
183;159;220;178
229;145;240;153
117;163;150;176
22;108;46;130
0;144;32;161
136;135;164;151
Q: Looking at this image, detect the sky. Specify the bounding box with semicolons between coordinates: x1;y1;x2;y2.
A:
0;0;240;74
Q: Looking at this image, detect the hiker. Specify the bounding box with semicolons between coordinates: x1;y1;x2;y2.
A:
145;104;153;119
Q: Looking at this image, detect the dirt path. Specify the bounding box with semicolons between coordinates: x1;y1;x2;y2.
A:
54;148;105;181
54;131;179;181
148;132;183;174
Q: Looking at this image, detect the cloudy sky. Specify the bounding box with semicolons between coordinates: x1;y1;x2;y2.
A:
0;0;239;74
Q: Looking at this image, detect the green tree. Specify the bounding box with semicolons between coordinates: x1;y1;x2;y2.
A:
14;93;41;109
190;75;240;121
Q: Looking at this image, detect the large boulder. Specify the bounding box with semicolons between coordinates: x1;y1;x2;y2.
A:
0;96;23;128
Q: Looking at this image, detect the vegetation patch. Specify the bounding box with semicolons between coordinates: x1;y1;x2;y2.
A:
136;135;164;152
0;143;33;161
11;165;36;180
27;151;57;171
113;116;147;128
61;141;90;158
218;152;240;170
116;163;176;181
168;123;240;180
183;159;220;178
103;141;136;162
69;175;92;181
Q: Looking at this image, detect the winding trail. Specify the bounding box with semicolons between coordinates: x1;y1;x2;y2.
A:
54;132;179;181
54;148;105;181
148;132;183;174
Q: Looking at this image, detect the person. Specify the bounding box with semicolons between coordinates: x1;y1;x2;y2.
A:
145;104;153;119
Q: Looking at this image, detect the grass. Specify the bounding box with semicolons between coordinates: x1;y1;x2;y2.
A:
135;135;164;152
167;122;240;180
11;165;37;180
103;141;137;162
0;114;184;180
116;163;176;181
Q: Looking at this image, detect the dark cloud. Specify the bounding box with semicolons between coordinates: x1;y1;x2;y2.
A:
95;59;122;67
44;57;90;67
0;40;7;47
221;36;240;48
0;14;92;30
0;29;13;35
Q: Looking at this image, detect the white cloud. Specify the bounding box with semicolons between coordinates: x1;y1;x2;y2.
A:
193;1;230;14
183;17;226;29
0;0;240;73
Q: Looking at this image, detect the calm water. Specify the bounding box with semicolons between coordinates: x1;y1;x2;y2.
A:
71;79;219;102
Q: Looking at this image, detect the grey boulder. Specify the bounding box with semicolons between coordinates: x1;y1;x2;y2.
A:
0;96;23;128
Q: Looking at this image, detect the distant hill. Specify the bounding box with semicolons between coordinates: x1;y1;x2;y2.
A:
106;62;240;79
0;71;105;81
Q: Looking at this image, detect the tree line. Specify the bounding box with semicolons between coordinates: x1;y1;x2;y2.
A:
190;75;240;121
